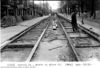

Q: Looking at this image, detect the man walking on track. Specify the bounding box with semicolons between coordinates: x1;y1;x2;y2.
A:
71;12;78;32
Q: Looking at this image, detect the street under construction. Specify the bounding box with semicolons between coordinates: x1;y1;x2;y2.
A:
1;0;100;62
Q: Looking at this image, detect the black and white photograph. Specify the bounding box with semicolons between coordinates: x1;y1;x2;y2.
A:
0;0;100;68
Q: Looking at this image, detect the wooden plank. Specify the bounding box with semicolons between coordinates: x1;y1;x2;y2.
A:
8;43;35;46
75;45;100;48
77;42;90;45
64;27;72;29
69;33;88;38
49;46;63;51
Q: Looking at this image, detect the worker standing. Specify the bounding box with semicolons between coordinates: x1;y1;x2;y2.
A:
52;18;57;30
71;12;78;32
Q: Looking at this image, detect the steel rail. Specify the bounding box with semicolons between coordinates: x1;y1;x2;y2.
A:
0;18;49;50
25;21;50;62
78;25;100;42
0;24;38;50
58;15;100;61
58;21;81;61
57;14;100;42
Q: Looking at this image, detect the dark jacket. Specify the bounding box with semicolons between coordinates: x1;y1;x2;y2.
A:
71;12;77;25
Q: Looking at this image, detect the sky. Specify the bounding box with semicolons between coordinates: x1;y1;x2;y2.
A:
34;1;60;11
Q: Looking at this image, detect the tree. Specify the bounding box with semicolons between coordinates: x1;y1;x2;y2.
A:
90;0;96;19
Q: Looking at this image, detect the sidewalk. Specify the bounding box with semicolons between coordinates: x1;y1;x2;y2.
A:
0;15;49;44
58;13;100;36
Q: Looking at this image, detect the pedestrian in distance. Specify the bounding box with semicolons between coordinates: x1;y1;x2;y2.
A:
81;11;87;24
81;13;84;24
71;11;78;32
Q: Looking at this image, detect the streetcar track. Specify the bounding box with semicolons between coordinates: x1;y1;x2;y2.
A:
59;16;100;61
1;16;100;62
58;19;80;61
0;18;49;50
1;18;51;62
26;20;50;62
